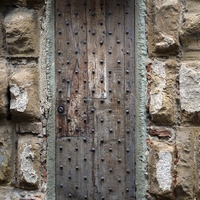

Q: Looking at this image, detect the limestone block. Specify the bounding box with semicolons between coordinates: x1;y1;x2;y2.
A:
147;0;180;55
18;136;40;189
0;122;14;184
149;59;177;125
148;140;174;199
0;59;9;119
16;122;43;135
4;8;39;57
9;65;40;121
179;62;200;124
175;127;198;199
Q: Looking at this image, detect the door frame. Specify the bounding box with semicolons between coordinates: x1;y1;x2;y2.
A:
46;0;147;199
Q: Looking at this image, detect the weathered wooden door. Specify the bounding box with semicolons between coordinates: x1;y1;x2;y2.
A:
55;0;135;199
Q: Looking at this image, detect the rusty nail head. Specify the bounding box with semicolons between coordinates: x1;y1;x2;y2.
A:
67;117;71;122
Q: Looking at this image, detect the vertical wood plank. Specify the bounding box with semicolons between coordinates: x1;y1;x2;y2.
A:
124;0;135;199
87;0;107;98
67;0;88;137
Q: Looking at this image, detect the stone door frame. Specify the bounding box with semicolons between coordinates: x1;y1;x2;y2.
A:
45;0;147;199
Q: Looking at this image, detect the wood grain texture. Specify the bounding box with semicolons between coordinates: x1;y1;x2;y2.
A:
55;0;135;199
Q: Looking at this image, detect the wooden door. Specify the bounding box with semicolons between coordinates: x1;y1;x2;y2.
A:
55;0;135;199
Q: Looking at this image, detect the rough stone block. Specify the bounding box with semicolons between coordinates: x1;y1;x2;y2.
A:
0;122;14;184
16;122;42;135
179;62;200;124
180;14;200;59
9;65;40;121
147;0;180;55
18;136;40;189
148;140;174;199
0;59;9;119
148;126;174;140
175;127;199;199
149;59;177;125
4;8;39;57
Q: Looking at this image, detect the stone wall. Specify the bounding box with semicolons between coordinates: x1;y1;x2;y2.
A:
146;0;200;199
0;0;47;199
0;0;199;199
